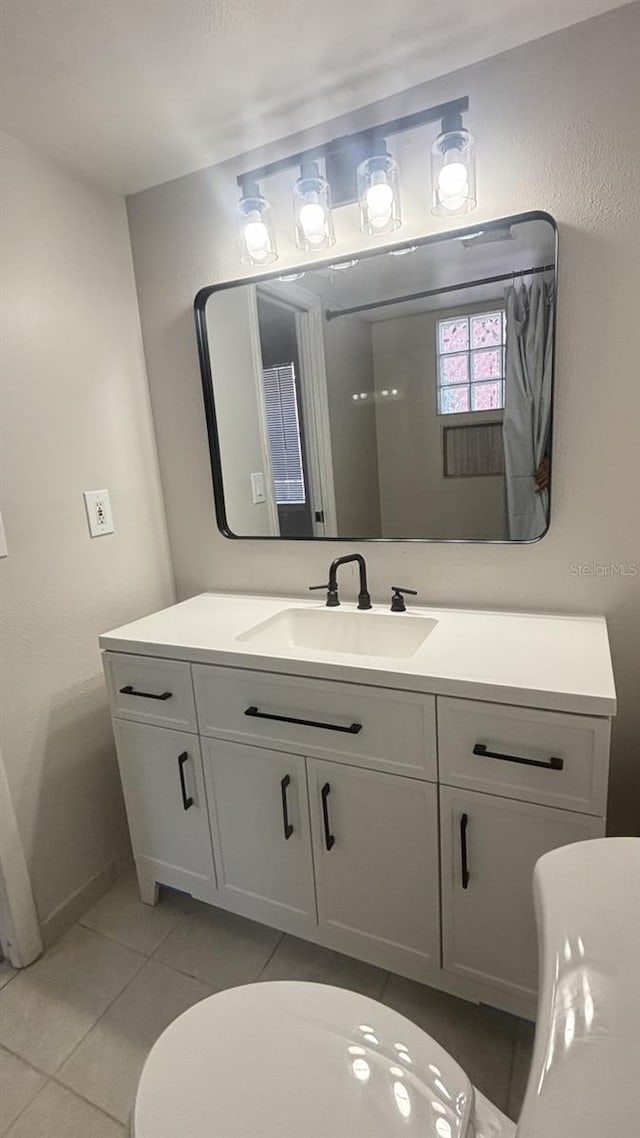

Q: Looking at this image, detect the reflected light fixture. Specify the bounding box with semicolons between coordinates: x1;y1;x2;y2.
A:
358;142;401;235
293;160;335;252
237;181;278;266
431;111;477;216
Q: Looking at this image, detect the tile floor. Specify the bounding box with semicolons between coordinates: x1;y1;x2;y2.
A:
0;870;535;1136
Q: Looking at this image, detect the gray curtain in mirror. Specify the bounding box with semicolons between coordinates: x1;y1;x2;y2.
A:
503;279;554;540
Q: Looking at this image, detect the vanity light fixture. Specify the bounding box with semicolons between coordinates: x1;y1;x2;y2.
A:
237;181;278;266
430;111;477;216
357;141;401;235
233;96;476;264
293;161;335;252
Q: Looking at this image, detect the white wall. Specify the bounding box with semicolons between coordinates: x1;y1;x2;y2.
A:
0;132;174;935
323;316;382;538
126;4;640;837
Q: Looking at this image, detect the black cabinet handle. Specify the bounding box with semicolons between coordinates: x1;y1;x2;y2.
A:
473;743;564;771
460;812;470;889
178;752;194;811
321;782;335;851
245;706;362;735
280;774;294;840
119;685;172;701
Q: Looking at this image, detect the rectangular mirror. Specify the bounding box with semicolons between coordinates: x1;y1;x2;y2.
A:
195;211;557;542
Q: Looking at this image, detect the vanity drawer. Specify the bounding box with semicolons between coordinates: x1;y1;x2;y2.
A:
438;697;610;815
193;664;437;780
103;652;197;733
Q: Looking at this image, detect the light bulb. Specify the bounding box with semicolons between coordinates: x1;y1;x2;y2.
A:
438;160;469;211
358;152;401;235
431;124;476;216
237;188;277;265
299;201;327;244
366;180;394;229
243;217;271;261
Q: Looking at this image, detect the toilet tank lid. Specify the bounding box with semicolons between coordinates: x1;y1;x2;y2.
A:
516;837;640;1138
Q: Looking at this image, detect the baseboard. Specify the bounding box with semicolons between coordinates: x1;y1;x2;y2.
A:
40;859;119;948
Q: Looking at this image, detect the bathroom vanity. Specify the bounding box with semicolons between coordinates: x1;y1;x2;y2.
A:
100;593;615;1018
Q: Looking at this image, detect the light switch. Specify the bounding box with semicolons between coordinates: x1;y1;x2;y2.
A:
83;489;114;537
0;509;7;558
250;472;266;505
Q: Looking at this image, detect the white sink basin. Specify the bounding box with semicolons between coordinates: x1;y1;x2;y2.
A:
237;607;437;659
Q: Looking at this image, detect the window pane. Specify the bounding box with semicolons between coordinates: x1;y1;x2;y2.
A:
439;318;469;353
440;385;470;414
472;348;502;380
471;381;503;411
440;353;469;385
470;312;503;348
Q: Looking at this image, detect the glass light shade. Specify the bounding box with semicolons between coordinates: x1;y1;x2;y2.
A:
237;193;278;266
357;153;401;235
430;128;477;216
293;170;335;252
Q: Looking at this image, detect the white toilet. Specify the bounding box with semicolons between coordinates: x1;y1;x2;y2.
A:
131;838;640;1137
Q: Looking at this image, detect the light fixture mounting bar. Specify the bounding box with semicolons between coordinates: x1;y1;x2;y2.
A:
236;96;470;192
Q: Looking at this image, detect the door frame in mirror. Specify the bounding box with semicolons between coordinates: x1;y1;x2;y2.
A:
194;210;558;544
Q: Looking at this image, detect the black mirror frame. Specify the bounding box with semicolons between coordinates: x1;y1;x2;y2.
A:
194;209;558;544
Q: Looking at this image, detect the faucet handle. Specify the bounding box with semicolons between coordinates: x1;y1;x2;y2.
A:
309;584;340;607
391;586;417;613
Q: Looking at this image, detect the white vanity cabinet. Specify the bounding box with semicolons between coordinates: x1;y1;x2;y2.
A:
100;593;615;1019
438;697;609;1003
112;720;217;905
439;787;603;1001
308;759;440;979
201;740;316;936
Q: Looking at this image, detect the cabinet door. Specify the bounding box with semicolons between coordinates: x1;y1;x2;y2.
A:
440;787;604;1001
113;719;217;903
308;759;439;981
202;740;317;936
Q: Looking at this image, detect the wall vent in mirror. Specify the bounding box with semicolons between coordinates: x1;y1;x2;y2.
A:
194;211;557;543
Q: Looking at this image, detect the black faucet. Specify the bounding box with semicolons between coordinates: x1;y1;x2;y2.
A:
310;553;372;610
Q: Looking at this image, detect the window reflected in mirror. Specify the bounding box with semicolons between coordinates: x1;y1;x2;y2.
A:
196;212;556;542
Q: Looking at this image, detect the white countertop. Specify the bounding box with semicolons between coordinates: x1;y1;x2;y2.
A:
99;592;616;716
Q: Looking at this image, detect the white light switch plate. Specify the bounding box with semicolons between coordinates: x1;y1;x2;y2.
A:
83;489;114;537
250;472;266;504
0;509;7;558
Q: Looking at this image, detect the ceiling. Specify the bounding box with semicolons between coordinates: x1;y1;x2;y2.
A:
0;0;629;195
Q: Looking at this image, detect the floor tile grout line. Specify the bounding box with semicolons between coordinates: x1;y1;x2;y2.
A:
504;1020;520;1113
0;1069;52;1133
0;1041;51;1080
256;931;286;979
50;1075;125;1127
43;925;148;1084
0;967;19;994
378;970;392;1003
77;915;182;959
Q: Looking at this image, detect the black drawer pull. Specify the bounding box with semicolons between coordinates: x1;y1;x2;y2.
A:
281;774;294;840
178;752;194;811
460;812;470;889
244;706;362;735
321;782;335;851
120;685;173;701
473;743;564;771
